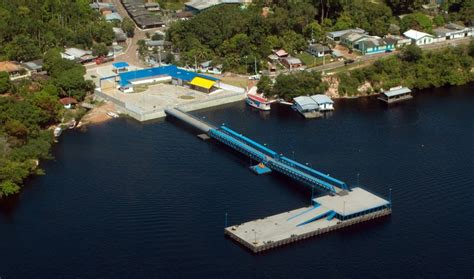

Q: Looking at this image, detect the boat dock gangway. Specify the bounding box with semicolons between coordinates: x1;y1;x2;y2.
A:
164;108;349;194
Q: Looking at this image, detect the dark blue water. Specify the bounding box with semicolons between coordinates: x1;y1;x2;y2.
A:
1;85;473;278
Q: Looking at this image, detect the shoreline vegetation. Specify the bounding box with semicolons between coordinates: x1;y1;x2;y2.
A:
257;42;474;100
0;0;117;198
332;43;474;98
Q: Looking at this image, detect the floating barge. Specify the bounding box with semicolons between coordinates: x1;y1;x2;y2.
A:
292;95;334;118
378;86;413;104
225;187;391;253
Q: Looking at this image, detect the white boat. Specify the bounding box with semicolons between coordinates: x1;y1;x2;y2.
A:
107;112;119;118
68;120;77;129
53;127;62;137
246;91;271;111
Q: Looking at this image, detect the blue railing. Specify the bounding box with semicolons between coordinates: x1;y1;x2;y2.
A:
280;157;349;190
208;127;342;194
220;126;278;158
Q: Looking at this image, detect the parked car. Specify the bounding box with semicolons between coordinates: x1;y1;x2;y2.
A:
344;59;355;65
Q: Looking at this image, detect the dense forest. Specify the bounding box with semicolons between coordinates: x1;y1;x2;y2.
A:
0;0;102;197
167;0;473;72
0;0;114;62
337;42;474;96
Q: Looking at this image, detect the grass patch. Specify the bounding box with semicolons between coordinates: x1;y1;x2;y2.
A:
295;52;324;68
219;76;248;88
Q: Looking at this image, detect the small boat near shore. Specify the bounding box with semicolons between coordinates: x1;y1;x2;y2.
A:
53;127;62;137
68;120;77;129
246;87;271;111
107;112;119;118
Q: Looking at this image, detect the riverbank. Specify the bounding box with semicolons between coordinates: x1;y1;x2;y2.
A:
331;43;474;98
80;101;117;126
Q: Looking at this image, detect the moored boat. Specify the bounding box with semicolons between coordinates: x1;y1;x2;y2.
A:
246;86;271;111
53;127;62;137
107;111;119;118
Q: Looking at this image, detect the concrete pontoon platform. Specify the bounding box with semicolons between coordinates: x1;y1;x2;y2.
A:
225;187;391;253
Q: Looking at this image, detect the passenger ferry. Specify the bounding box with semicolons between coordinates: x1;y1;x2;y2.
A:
246;87;271;111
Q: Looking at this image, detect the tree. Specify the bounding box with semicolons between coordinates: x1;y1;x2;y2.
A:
0;72;11;94
122;18;135;37
401;13;433;33
303;22;324;42
0;180;21;198
469;39;474;57
400;44;422;62
151;33;164;41
92;43;109;57
272;71;328;100
433;15;445;27
257;75;272;96
4;35;41;61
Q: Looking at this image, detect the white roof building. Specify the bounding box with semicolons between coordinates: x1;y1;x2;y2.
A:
293;96;319;112
403;29;434;45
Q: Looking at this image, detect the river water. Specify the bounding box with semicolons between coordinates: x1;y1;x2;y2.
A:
1;85;473;278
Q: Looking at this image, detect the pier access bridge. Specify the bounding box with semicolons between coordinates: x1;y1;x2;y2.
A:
165;108;348;195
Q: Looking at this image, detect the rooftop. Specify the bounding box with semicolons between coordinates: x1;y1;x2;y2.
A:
283;57;302;65
22;59;44;71
189;77;216;90
403;29;433;40
274;49;288;57
294;96;319;110
112;62;129;69
328;28;365;39
311;94;333;105
308;43;331;53
383;87;412;97
64;48;91;58
105;13;123;22
314;187;389;216
118;65;219;87
185;0;249;11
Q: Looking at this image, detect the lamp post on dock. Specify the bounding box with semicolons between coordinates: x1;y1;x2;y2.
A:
225;212;228;228
389;188;392;209
343;201;346;220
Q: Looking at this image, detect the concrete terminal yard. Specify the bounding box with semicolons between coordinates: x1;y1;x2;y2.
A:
87;64;246;122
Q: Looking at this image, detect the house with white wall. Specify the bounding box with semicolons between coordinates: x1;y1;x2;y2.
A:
403;29;434;45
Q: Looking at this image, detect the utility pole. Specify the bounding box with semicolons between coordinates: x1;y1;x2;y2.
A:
254;57;258;75
389;188;392;209
158;47;162;66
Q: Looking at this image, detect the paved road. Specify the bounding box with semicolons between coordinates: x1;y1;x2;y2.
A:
102;0;164;68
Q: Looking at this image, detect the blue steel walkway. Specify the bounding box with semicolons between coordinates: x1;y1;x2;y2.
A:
208;125;349;194
164;108;349;195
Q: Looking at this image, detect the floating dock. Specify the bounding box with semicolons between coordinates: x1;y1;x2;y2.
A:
165;108;392;253
225;188;391;253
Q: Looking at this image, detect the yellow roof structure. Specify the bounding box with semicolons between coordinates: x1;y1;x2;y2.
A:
189;77;215;90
